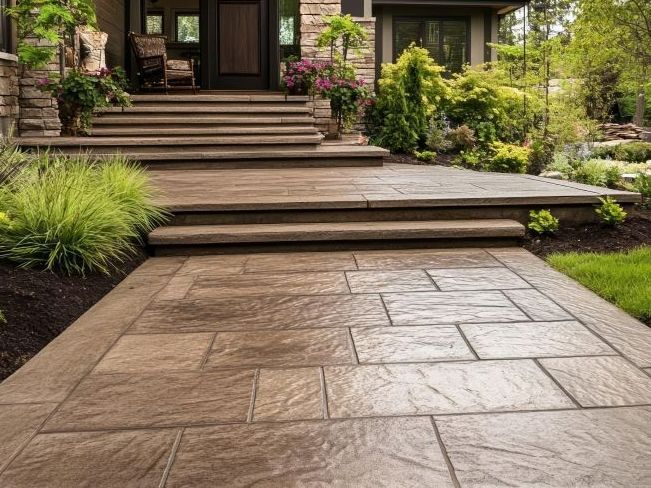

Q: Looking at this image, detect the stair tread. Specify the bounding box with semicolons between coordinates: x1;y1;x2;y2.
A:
92;116;315;125
98;105;311;114
89;126;319;136
149;219;525;244
130;94;309;103
17;134;324;146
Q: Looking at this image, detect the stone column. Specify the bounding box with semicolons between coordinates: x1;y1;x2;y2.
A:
299;0;375;134
0;52;20;137
18;37;61;137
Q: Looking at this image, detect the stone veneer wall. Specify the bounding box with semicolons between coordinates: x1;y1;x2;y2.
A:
300;0;375;134
18;37;61;137
0;52;19;137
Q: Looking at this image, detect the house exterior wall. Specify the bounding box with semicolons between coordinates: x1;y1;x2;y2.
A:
95;0;126;69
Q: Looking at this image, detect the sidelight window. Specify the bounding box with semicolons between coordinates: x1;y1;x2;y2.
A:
146;12;164;35
279;0;300;61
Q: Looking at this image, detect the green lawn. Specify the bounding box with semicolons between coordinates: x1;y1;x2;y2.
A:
547;247;651;324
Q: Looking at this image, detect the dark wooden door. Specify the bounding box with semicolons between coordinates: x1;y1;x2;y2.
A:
202;0;269;90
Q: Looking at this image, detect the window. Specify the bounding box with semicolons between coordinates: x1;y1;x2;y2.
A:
146;12;164;35
393;18;468;73
176;13;200;43
279;0;300;61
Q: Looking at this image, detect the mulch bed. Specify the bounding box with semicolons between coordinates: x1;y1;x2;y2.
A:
524;207;651;258
0;251;146;381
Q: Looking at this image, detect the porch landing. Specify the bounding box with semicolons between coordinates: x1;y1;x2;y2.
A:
148;163;641;254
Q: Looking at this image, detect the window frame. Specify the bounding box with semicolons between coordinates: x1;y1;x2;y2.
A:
392;16;471;73
145;11;165;36
174;11;200;44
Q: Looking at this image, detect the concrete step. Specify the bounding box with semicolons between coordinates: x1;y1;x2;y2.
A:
15;141;387;168
148;219;525;255
130;94;309;103
18;134;324;149
98;104;312;114
91;115;316;126
89;125;319;137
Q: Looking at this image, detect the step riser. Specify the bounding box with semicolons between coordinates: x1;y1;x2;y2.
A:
141;158;384;169
151;237;522;256
89;126;319;136
92;117;315;125
167;205;601;226
99;106;312;114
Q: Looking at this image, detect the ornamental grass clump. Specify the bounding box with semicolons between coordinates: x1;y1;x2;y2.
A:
0;154;167;275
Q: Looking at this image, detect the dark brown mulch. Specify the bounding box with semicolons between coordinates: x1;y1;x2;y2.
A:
0;251;147;381
524;207;651;258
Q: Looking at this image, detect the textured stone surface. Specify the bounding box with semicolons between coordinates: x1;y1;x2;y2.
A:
490;248;651;367
354;248;501;270
188;271;350;297
325;360;574;417
461;321;615;359
502;288;573;321
43;370;254;431
0;403;57;471
205;329;352;368
436;407;651;487
427;267;530;290
92;333;213;373
244;252;357;272
383;291;529;325
0;429;177;487
351;325;474;363
166;418;454;487
539;356;651;407
346;269;437;293
131;294;390;333
253;368;323;421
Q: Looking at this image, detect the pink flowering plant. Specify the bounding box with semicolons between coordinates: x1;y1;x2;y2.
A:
39;67;131;136
316;74;369;134
282;59;331;96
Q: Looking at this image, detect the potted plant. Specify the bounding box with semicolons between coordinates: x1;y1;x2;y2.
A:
39;68;131;136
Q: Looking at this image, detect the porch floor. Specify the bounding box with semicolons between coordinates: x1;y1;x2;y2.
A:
151;162;639;212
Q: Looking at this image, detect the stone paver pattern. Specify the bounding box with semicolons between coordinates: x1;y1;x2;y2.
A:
0;247;650;487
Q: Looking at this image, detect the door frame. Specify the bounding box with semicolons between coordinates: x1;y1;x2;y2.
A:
200;0;279;90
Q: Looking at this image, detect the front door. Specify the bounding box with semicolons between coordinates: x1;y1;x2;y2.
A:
202;0;269;90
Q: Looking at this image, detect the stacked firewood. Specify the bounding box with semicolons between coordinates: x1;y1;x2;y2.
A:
598;123;644;141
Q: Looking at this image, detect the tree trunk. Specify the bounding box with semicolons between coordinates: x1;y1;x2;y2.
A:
633;82;646;126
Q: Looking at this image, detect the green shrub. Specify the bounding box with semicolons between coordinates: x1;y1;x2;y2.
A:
425;116;452;152
487;142;530;173
632;174;651;208
414;150;437;162
528;209;560;235
545;153;574;178
453;149;485;170
0;155;167;275
445;66;536;144
528;137;554;176
595;196;627;225
572;159;621;187
592;142;651;163
369;45;448;153
446;125;476;151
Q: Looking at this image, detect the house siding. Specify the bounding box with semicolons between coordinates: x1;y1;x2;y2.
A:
95;0;126;69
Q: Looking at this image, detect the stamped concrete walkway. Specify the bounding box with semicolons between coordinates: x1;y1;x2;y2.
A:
0;247;650;486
